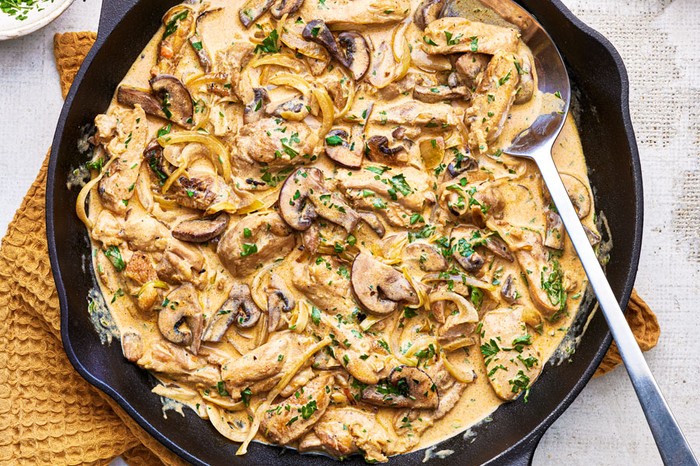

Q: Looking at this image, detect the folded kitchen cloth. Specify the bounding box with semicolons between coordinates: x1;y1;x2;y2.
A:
0;31;659;465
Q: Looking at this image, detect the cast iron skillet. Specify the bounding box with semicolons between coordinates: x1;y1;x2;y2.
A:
47;0;643;464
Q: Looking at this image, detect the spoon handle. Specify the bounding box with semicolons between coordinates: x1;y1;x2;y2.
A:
535;152;698;466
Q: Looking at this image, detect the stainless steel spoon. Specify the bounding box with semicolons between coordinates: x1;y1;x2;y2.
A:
447;1;698;464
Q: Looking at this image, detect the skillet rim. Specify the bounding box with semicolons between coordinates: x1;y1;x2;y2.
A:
47;0;644;464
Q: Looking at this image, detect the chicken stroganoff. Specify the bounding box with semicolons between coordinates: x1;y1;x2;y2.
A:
77;0;603;461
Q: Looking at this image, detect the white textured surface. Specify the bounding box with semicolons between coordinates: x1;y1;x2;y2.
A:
1;0;699;464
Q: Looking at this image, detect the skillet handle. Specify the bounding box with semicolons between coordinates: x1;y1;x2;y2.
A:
492;433;542;466
97;0;142;40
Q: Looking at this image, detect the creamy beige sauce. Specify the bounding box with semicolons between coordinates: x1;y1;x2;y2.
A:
81;0;599;462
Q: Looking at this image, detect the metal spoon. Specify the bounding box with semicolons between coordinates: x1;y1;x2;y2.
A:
444;1;698;463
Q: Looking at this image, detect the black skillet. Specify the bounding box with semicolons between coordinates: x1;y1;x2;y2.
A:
47;0;643;464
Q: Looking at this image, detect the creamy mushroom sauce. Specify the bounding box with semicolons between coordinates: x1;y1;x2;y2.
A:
79;0;602;461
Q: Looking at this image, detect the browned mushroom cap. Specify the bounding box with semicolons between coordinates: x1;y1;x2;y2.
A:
358;211;386;238
561;173;592;219
150;75;195;127
584;225;602;246
351;253;418;315
544;210;564;250
337;32;371;81
279;167;360;232
244;88;270;124
172;213;229;243
413;0;445;30
302;21;370;80
365;136;406;165
362;366;439;409
239;0;275;28
413;84;470;103
324;128;363;168
158;284;203;351
484;235;514;261
501;274;518;303
117;86;166;118
270;0;304;19
267;274;295;332
447;151;478;177
202;284;262;341
266;96;310;121
405;242;447;272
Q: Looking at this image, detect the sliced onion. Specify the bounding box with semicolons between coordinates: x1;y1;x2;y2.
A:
136;280;169;297
158;131;232;181
423;272;497;292
75;157;117;229
208;404;251;442
440;350;476;383
268;73;312;99
311;86;334;139
428;290;479;322
250;53;303;73
236;337;332;455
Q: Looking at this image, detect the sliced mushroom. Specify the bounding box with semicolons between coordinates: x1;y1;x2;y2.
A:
189;9;221;73
351;253;418;315
324;128;363;168
362;366;439;409
279;167;360;232
405;242;447;272
454;52;490;87
365;136;406;165
584;225;602;246
544;210;564;250
267;273;295;332
117;86;166;118
202;284;261;342
514;45;535;105
501;274;518;303
239;0;276;28
561;174;592;219
244;87;270;124
413;0;445;30
447;152;478;177
172;213;229;243
302;21;370;80
413;84;470;103
358;211;386;238
484;235;514;261
337;32;371;81
158;283;203;353
266;96;310;121
270;0;304;19
456;250;485;273
150;75;195;128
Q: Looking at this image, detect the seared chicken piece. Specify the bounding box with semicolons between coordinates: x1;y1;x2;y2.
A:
338;165;435;228
302;0;409;28
291;255;355;313
221;333;314;398
214;39;255;101
465;51;521;153
97;106;148;214
317;313;391;385
480;306;541;401
362;101;463;130
422;17;520;55
217;212;295;278
136;339;221;386
299;407;392;463
261;374;334;444
123;251;162;311
236;118;318;167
